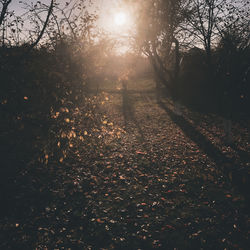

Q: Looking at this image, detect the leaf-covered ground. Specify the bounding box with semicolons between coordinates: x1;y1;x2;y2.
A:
0;79;249;249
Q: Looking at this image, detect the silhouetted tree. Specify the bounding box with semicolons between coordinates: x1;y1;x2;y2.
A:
127;0;187;114
183;0;250;73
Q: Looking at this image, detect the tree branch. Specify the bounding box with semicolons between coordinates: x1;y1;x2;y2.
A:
29;0;54;50
0;0;12;26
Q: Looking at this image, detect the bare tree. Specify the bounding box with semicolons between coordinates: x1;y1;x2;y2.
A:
129;0;186;114
0;0;54;49
182;0;222;71
29;0;54;50
0;0;12;26
0;0;12;46
183;0;250;71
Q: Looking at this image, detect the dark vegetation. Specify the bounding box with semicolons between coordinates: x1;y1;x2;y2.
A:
178;45;250;116
0;0;249;249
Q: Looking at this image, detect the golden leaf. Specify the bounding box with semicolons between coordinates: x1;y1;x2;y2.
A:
96;218;104;223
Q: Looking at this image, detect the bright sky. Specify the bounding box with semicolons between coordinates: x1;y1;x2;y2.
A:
9;0;134;33
96;0;134;35
5;0;136;54
96;0;135;53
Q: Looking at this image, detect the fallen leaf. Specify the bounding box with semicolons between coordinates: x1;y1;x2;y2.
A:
96;218;104;223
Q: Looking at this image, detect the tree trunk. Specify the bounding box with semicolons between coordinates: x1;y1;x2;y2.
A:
173;38;182;115
0;0;12;27
29;0;54;51
147;38;182;115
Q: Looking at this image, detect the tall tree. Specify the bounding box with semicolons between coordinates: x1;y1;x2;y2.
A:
0;0;12;46
183;0;250;71
29;0;54;50
0;0;11;26
129;0;186;113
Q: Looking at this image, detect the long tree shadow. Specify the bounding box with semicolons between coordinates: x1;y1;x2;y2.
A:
159;100;228;163
229;143;250;165
122;88;145;142
158;100;250;204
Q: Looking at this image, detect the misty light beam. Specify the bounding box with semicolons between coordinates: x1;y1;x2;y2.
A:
114;12;127;26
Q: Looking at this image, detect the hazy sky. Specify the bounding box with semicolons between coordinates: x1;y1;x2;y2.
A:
8;0;131;32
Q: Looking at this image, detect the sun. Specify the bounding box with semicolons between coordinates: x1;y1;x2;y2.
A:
114;12;127;26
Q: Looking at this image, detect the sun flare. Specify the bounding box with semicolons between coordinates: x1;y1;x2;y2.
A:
114;12;127;26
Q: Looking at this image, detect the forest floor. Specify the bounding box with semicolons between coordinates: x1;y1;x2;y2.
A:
0;78;249;249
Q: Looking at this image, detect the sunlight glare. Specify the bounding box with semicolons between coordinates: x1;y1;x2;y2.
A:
114;12;127;26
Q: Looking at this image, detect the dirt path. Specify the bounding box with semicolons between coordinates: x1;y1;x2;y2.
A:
1;81;249;249
79;87;249;249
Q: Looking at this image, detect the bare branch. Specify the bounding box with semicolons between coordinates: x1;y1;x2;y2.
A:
29;0;54;50
0;0;12;26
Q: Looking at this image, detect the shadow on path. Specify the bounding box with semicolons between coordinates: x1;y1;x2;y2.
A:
158;100;250;205
230;143;250;165
122;89;145;142
158;100;229;164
